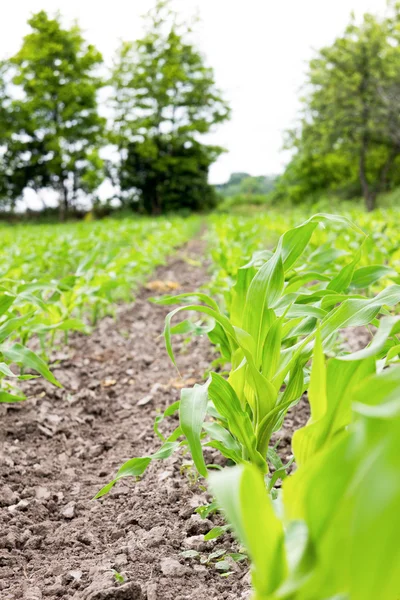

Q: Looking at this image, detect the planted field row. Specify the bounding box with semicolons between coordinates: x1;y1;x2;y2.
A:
2;211;400;598
206;208;400;307
0;216;198;402
101;212;400;599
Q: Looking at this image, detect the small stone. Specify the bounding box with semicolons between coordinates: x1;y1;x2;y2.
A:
8;499;30;512
62;569;83;584
146;583;157;600
35;486;51;500
158;470;173;482
182;535;207;552
137;394;153;407
160;558;189;577
23;586;42;600
193;564;207;573
86;581;143;599
114;554;128;569
61;501;76;519
142;526;166;548
0;485;19;507
102;379;117;388
4;532;18;550
184;514;212;535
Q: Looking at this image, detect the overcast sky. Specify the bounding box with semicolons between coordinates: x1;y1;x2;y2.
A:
0;0;390;185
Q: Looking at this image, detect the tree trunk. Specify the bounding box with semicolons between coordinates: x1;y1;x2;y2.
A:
59;181;69;221
152;185;162;215
359;132;376;212
365;190;376;212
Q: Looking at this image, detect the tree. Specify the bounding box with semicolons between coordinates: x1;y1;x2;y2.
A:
282;2;400;211
109;0;230;214
215;172;277;198
0;11;105;217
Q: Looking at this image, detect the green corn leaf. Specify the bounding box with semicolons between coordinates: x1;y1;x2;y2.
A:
0;314;35;344
0;293;15;317
307;328;327;422
209;464;287;596
209;372;266;471
285;271;331;294
243;252;284;358
321;285;400;340
327;242;363;293
2;343;62;387
94;441;180;499
152;291;220;312
154;400;180;441
180;383;209;477
352;366;400;418
205;440;244;464
230;265;257;327
292;357;374;466
203;421;242;453
0;362;17;378
164;304;237;369
0;390;26;403
262;318;282;382
204;525;230;541
351;265;398;289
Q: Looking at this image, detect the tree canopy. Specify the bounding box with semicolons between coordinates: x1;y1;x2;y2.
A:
215;173;277;198
0;11;105;217
109;0;230;214
278;2;400;210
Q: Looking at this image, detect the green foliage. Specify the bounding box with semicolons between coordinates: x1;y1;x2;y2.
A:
210;357;400;599
0;11;105;216
279;2;400;210
0;216;197;401
99;213;400;493
109;0;230;214
119;137;220;214
216;173;277;198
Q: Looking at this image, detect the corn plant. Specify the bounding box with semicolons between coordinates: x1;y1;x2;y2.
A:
209;343;400;599
97;214;400;496
0;216;197;402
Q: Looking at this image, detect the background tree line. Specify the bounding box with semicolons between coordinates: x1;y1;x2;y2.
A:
1;1;400;217
276;1;400;211
0;1;230;218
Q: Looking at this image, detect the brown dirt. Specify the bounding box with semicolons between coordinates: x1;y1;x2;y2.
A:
0;240;252;600
0;237;372;600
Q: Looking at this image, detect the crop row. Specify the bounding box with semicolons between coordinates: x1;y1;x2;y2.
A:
102;212;400;599
0;216;198;402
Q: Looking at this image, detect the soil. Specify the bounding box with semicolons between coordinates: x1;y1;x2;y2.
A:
0;238;370;600
1;240;253;600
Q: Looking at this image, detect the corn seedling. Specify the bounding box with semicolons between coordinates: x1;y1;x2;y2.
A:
97;214;400;496
0;216;197;401
209;345;400;599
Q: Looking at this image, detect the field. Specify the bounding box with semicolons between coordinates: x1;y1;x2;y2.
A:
1;208;400;600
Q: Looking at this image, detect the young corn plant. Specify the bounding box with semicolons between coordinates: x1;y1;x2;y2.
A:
0;216;197;402
96;214;400;496
0;288;62;402
209;340;400;600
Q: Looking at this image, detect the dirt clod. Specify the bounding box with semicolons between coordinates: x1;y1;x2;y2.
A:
85;582;143;600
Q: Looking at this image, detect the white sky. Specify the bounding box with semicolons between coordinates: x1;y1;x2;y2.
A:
0;0;390;186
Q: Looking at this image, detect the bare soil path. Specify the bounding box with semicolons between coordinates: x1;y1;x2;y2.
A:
0;239;253;600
